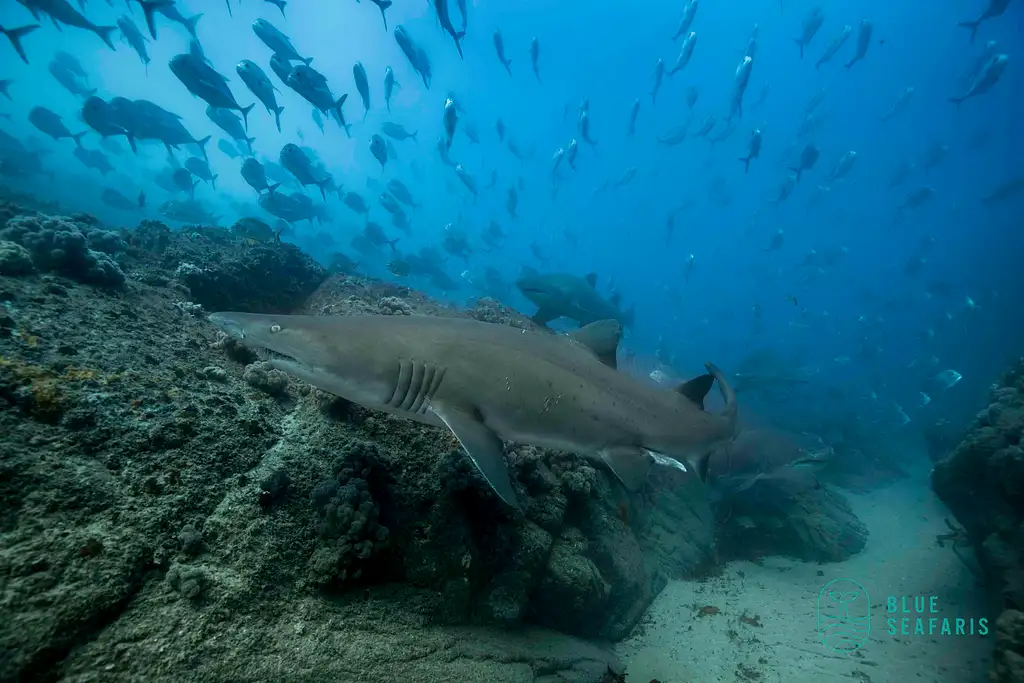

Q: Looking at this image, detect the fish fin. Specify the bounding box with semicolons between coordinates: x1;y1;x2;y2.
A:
600;447;654;491
568;319;621;369
584;272;598;288
957;20;980;42
211;174;218;190
184;14;203;38
1;23;40;64
302;56;314;66
530;308;557;327
432;404;519;509
240;103;255;131
675;373;715;409
794;38;804;58
645;448;712;483
274;106;283;132
621;304;635;329
96;25;117;50
194;135;211;161
266;182;281;194
71;131;87;148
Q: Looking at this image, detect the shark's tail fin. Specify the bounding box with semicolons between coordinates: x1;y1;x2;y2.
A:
704;361;739;428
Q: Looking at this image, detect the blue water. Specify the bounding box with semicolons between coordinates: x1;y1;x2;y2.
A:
0;0;1021;434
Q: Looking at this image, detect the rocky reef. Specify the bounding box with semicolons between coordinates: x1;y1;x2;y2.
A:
932;359;1024;683
709;428;869;564
0;199;872;682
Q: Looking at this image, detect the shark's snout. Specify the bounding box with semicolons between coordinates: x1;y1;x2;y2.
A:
208;312;247;339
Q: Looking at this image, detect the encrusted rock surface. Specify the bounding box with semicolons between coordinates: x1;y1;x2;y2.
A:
932;359;1024;683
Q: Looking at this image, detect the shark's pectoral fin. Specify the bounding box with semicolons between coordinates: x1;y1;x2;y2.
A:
600;447;654;491
531;308;558;327
568;319;622;368
675;373;715;409
433;404;520;509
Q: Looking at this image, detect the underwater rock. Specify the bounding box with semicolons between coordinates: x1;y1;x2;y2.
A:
717;487;869;563
0;218;658;680
991;609;1024;683
166;227;327;313
0;240;35;276
933;358;1024;683
0;214;125;287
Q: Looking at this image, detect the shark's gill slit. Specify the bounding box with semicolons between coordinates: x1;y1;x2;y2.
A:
401;362;427;411
388;360;414;409
389;360;446;414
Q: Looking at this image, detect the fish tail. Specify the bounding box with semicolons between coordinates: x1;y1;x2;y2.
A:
0;23;40;64
126;132;137;154
272;106;283;133
138;0;171;40
379;2;391;31
96;25;117;50
278;1;287;17
266;183;281;195
185;13;203;38
211;174;218;190
957;20;980;42
240;103;255;131
740;156;750;172
71;131;87;148
794;38;804;58
301;56;314;66
949;96;964;109
195;135;211;160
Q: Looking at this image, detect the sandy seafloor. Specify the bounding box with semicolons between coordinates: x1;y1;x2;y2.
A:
616;463;994;683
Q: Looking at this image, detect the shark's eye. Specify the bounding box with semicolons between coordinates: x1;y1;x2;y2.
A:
270;324;282;333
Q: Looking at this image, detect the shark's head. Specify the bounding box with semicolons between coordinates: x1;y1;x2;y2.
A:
208;311;334;381
208;312;398;406
515;273;564;308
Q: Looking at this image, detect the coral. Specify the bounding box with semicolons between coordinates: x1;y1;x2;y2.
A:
178;524;204;557
0;240;35;276
199;366;227;382
309;439;391;585
166;564;207;601
168;234;326;313
377;296;412;315
0;214;124;287
243;361;289;396
258;469;291;509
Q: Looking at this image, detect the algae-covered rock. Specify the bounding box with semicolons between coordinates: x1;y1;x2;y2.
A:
0;202;712;682
932;359;1024;683
991;609;1024;683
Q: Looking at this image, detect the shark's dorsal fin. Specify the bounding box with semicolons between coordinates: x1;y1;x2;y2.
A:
584;272;598;288
676;373;715;409
568;319;621;368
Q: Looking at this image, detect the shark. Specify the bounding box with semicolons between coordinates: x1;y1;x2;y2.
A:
516;271;636;329
208;312;738;508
